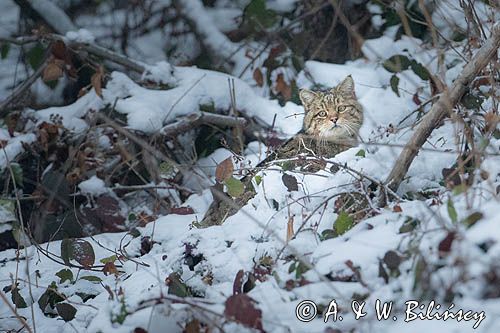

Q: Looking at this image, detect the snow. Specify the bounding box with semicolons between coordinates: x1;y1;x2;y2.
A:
103;67;303;135
0;131;37;170
1;1;499;333
78;176;108;196
65;29;95;44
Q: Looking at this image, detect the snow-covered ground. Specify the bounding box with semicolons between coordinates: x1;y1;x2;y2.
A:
1;1;499;332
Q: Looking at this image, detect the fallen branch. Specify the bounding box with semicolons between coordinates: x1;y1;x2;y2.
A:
385;23;500;192
68;39;146;73
1;33;148;74
160;111;247;137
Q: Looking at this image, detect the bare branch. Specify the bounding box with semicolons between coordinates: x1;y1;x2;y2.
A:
385;23;500;192
160;111;247;137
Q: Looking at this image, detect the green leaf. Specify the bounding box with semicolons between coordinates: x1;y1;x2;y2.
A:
334;212;354;236
320;229;336;240
447;199;458;223
55;269;73;284
38;282;64;312
280;161;293;171
166;272;191;297
27;43;45;70
410;60;430;80
244;0;277;29
461;93;484;109
452;183;467;195
294;261;309;279
390;74;400;97
44;79;59;90
355;149;366;158
79;275;102;283
254;175;262;186
399;217;420;233
1;43;10;59
12;285;27;308
463;212;483;228
224;177;244;198
288;262;296;274
383;55;411;73
56;303;77;321
100;255;117;264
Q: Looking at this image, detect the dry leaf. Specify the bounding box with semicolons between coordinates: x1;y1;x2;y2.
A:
393;204;403;212
91;72;103;97
51;40;67;60
91;66;105;97
275;73;292;100
103;261;119;276
43;63;63;82
286;216;294;242
253;68;264;87
215;157;234;183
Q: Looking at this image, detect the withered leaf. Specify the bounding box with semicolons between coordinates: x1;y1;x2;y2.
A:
253;68;264;87
275;73;292;100
224;294;263;332
43;63;63;82
215;157;234;183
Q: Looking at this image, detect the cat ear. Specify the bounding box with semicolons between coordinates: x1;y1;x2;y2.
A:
335;75;355;97
299;89;317;108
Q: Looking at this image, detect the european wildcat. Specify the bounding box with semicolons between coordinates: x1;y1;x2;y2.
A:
200;75;364;226
262;75;363;162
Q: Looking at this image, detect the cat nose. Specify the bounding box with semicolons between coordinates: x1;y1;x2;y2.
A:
330;116;338;123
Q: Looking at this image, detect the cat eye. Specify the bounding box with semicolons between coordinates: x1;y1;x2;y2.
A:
338;105;347;112
317;111;327;117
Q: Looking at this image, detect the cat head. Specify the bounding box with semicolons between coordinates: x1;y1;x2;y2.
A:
299;75;363;143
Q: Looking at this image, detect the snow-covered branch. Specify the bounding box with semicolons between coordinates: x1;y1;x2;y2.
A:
385;23;500;192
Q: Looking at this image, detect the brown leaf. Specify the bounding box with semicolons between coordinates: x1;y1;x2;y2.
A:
233;269;245;295
43;63;63;82
170;207;195;215
275;73;292;100
282;173;298;192
224;294;263;332
51;40;67;60
77;87;88;98
393;204;402;213
91;67;104;97
253;68;264;87
438;232;456;255
184;320;201;333
71;239;95;269
215;157;234;183
140;236;153;256
103;261;119;276
412;92;421;105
